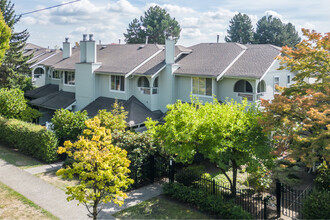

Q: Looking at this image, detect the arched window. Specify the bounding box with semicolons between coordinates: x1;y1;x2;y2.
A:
152;77;159;94
257;80;266;93
34;67;44;75
234;80;253;93
138;76;149;88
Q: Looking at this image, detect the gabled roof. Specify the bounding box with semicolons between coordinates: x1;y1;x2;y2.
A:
82;96;163;126
223;44;281;78
29;90;75;110
25;84;59;99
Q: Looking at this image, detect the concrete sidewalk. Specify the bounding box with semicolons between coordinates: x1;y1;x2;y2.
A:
0;158;163;219
24;161;63;174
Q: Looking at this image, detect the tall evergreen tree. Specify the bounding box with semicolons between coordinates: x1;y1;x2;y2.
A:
254;15;301;47
0;0;33;91
124;6;181;44
225;13;254;44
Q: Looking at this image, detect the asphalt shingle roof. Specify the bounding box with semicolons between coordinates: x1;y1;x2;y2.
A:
224;44;281;78
82;96;163;126
25;84;59;99
29;90;75;110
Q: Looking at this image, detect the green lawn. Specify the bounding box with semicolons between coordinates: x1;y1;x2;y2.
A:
0;144;45;168
113;195;211;219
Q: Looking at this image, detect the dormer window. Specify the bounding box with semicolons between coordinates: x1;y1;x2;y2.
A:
64;71;75;85
192;77;212;96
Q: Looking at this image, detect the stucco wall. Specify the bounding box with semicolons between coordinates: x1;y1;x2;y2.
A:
95;74;128;101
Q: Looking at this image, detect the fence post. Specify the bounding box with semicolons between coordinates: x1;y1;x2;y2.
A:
264;196;269;219
149;155;155;183
276;181;281;218
169;159;174;183
212;179;216;195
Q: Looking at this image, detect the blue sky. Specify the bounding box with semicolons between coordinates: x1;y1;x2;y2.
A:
11;0;330;48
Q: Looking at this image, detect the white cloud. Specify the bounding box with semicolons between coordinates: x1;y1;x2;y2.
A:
264;10;283;20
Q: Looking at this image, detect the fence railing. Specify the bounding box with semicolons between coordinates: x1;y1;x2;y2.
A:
194;176;268;219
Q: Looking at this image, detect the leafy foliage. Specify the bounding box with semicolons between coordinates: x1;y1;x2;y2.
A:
163;183;253;219
97;101;127;132
0;116;58;163
261;29;330;166
302;190;330;219
56;117;133;220
51;109;88;143
175;165;204;186
0;0;34;91
0;9;10;65
147;98;273;194
225;13;254;44
124;6;181;44
0;88;41;121
254;15;301;47
314;161;330;191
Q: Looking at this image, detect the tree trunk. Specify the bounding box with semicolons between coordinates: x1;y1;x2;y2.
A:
93;201;98;220
232;160;238;197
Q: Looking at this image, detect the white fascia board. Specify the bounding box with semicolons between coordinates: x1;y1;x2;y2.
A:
27;51;47;63
125;49;163;78
260;53;281;81
217;49;246;81
30;53;58;68
151;65;166;79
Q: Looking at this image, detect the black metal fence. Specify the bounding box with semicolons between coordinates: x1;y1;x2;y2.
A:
194;176;268;219
277;182;313;219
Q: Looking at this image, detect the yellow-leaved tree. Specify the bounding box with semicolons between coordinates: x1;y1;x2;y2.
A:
0;9;11;65
56;116;133;220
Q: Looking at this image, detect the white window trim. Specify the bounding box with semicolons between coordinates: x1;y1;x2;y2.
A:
63;71;75;86
191;77;213;97
109;75;125;93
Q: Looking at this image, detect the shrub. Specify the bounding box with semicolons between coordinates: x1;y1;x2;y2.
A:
315;161;330;191
163;183;252;219
51;109;88;143
175;165;204;186
302;190;330;219
0;88;41;121
0;116;58;163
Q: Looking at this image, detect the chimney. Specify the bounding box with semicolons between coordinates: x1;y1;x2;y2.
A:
145;36;149;45
63;37;71;59
217;35;219;43
165;37;175;64
118;39;121;44
80;34;96;63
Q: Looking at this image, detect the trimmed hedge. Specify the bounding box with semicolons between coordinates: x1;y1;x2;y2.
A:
163;183;252;219
302;190;330;219
0;117;58;163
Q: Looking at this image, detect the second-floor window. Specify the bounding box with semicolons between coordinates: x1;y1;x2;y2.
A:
110;75;125;92
192;77;212;96
274;76;280;92
64;71;75;85
52;70;61;79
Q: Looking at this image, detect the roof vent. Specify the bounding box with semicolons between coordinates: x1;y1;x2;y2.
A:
100;45;107;50
89;34;94;41
65;37;69;43
138;45;145;50
83;34;87;41
217;35;219;43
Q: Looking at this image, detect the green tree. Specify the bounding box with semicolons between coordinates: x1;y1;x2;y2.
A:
0;0;33;92
57;117;133;220
0;88;41;121
147;98;273;194
124;6;181;44
97;101;127;132
0;9;10;64
51;109;88;143
254;15;301;47
225;13;254;44
261;29;330;166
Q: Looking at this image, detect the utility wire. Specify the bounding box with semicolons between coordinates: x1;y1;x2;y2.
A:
18;0;82;16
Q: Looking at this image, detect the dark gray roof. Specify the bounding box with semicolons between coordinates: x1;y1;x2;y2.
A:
25;84;59;99
224;44;281;78
175;43;244;77
40;47;80;70
82;96;163;126
29;90;75;110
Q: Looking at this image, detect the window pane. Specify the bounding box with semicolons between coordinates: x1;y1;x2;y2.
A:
199;78;206;95
287;75;291;84
111;76;115;90
234;80;245;92
245;81;252;93
64;72;68;84
120;76;125;91
192;77;199;94
206;78;212;96
153;77;158;87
